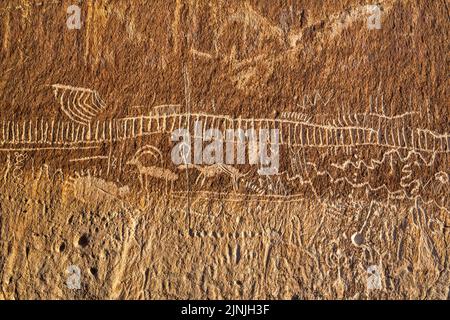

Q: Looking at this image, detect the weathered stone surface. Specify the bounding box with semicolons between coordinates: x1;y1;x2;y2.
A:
0;0;448;299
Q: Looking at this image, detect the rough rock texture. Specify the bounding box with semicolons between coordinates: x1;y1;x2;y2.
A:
0;0;449;299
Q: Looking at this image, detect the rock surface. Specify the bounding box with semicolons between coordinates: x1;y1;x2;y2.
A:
0;0;449;299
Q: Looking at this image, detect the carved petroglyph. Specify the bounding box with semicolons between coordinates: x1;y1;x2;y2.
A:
12;152;27;182
126;145;178;191
1;153;12;186
51;84;107;126
1;109;446;209
0;0;448;301
1;87;432;156
4;116;446;156
69;156;109;163
178;163;249;191
4;87;444;208
64;172;130;206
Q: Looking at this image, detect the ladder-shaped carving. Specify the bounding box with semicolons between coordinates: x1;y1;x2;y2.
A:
1;113;448;154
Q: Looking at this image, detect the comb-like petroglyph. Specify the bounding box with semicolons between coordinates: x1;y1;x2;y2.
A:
0;0;448;300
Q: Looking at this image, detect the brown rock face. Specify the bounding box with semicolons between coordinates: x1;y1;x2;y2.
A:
0;0;449;299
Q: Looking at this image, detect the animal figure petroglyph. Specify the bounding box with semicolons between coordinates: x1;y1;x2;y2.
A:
0;84;446;205
65;172;130;205
126;145;178;191
178;163;249;191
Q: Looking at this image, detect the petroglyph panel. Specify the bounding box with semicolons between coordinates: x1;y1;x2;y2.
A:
0;0;448;299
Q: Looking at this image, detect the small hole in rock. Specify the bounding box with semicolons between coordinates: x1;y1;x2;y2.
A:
90;267;98;277
351;232;364;246
59;242;66;252
78;234;90;247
